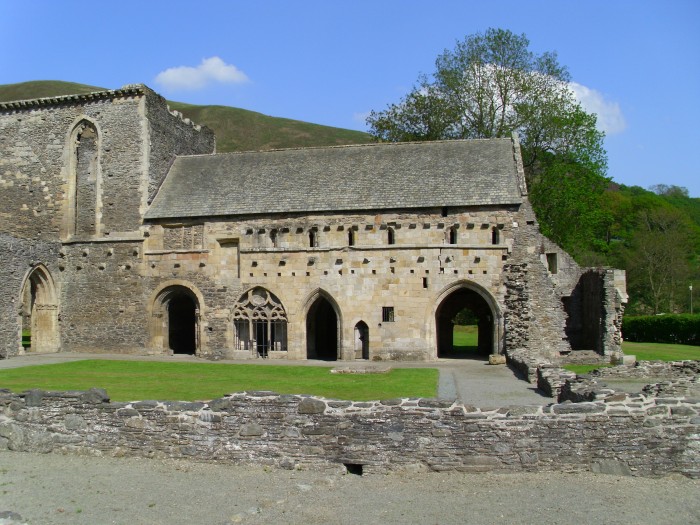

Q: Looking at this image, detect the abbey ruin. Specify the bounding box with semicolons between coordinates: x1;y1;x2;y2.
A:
0;85;627;371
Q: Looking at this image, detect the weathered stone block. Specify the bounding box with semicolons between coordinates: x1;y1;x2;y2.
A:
298;398;326;414
239;423;264;437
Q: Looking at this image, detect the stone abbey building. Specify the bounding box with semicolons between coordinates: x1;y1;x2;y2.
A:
0;85;627;367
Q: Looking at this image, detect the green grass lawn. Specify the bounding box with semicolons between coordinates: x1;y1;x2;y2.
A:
563;341;699;374
453;325;478;348
622;341;699;361
0;360;438;402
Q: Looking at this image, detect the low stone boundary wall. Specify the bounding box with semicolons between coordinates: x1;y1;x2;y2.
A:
0;387;698;478
592;360;700;379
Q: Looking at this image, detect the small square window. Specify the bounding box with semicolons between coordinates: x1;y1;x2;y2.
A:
382;307;395;323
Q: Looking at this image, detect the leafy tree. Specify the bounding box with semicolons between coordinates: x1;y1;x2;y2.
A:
366;28;608;257
622;207;695;314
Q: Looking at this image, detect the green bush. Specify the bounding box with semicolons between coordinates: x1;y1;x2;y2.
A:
622;314;700;345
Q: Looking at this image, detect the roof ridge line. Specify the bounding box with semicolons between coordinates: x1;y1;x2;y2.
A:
0;84;150;112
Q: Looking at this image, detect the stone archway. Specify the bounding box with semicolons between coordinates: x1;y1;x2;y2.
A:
306;293;341;361
149;283;202;355
19;265;59;354
354;321;369;360
434;282;501;359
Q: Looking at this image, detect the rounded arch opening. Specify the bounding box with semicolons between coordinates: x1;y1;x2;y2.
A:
149;284;202;356
19;265;59;354
435;283;500;359
305;292;341;361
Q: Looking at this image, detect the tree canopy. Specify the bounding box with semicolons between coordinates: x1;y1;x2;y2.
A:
366;28;699;314
366;28;609;259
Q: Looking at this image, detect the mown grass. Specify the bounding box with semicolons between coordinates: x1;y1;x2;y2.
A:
563;341;699;374
453;325;478;348
0;360;438;402
622;341;699;361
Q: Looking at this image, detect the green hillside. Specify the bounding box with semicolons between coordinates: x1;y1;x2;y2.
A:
0;80;372;152
0;80;107;101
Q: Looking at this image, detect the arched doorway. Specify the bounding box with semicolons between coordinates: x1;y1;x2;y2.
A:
150;284;201;355
306;296;339;360
435;285;499;359
354;321;369;360
19;265;59;354
168;294;197;354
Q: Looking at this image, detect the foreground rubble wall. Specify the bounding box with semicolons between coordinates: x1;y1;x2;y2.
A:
0;387;697;478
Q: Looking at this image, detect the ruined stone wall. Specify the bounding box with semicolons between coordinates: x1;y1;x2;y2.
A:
0;88;216;356
503;201;581;362
0;234;59;358
0;388;697;478
143;90;215;202
0;91;145;240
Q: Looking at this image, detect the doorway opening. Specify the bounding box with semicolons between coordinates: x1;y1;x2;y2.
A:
354;321;369;360
19;265;59;354
435;286;496;359
306;296;339;360
150;284;201;356
168;293;197;354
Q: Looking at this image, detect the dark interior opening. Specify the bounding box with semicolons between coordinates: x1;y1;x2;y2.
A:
307;297;338;360
344;463;364;475
169;294;196;355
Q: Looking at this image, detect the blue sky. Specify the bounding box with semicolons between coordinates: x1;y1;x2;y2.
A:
1;0;698;196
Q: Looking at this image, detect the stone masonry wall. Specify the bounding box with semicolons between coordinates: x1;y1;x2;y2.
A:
504;202;580;362
0;388;697;478
144;205;517;360
0;91;144;240
144;89;216;202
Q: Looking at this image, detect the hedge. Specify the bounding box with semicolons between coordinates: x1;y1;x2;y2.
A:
622;314;700;345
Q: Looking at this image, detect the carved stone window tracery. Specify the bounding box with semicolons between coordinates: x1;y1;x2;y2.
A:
234;287;287;356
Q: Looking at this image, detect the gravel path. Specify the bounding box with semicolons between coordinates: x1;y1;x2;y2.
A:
1;452;698;525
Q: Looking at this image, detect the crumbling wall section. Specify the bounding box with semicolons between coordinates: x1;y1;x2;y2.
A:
504;201;579;363
0;388;697;478
144;90;216;202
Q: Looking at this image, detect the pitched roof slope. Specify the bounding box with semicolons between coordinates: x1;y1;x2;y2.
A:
145;138;523;220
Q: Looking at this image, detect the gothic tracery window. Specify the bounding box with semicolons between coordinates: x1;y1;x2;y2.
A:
233;288;288;357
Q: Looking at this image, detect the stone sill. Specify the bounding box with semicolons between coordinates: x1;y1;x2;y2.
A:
62;235;144;245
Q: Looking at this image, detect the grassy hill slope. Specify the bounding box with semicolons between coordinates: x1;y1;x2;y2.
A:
0;80;372;152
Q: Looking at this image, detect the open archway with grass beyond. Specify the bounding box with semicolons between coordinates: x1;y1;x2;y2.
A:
435;283;500;359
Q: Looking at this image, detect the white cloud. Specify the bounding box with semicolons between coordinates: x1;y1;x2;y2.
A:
155;57;249;91
569;82;626;135
353;111;371;124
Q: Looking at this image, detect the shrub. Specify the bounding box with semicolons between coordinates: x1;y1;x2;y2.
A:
622;314;700;345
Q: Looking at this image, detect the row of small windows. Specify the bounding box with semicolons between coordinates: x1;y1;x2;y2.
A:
253;225;502;248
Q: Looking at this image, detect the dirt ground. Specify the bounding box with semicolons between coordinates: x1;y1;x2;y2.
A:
0;451;698;525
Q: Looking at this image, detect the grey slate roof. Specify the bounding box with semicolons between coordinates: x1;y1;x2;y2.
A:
145;138;523;220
